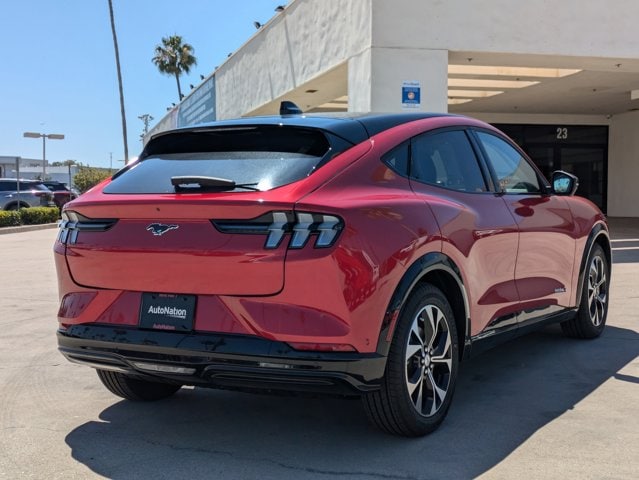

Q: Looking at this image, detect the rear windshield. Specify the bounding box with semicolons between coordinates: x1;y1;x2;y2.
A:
0;181;49;192
44;183;67;191
105;126;333;194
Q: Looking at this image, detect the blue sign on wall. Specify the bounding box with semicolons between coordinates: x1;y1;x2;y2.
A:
177;75;216;127
402;81;421;109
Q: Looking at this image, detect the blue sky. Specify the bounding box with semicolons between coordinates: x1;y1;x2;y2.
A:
1;0;287;168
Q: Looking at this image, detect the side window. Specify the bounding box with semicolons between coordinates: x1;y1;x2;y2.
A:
476;131;541;194
381;142;409;176
410;130;487;192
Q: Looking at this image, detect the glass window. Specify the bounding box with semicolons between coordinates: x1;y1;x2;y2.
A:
382;142;409;175
477;132;541;194
104;126;331;194
0;181;16;191
410;130;487;192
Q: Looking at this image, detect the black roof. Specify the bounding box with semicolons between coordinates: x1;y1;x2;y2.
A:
152;112;452;146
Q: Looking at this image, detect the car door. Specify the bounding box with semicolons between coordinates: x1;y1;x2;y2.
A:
473;129;576;321
408;128;521;338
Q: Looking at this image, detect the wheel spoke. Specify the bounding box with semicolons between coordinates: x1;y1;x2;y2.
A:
431;332;452;371
410;320;424;346
407;370;423;397
414;375;424;411
425;369;447;415
427;307;442;350
405;342;422;361
425;306;437;349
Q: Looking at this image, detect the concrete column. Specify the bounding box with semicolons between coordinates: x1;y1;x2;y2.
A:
348;47;448;113
348;49;373;112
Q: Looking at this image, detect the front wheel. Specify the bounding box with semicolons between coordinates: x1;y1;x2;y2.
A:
363;283;459;436
561;243;610;339
96;369;182;401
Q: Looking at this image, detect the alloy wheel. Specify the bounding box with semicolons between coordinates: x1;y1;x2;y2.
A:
588;255;607;326
405;305;453;417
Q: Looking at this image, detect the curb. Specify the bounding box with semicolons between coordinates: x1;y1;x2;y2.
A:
0;223;59;235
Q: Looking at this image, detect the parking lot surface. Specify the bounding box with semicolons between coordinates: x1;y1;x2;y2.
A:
0;222;637;479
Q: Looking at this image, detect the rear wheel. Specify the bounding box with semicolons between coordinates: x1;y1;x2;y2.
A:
363;284;459;436
96;369;181;401
561;244;609;339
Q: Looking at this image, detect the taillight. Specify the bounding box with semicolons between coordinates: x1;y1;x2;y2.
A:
58;210;117;244
213;211;344;250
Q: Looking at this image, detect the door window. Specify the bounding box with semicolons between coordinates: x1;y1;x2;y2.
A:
410;130;487;192
477;132;541;194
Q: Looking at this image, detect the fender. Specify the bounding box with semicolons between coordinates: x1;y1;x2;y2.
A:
376;252;471;358
574;223;611;305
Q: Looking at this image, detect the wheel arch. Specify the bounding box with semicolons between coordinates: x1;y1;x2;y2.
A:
377;252;471;361
4;201;29;210
575;222;611;304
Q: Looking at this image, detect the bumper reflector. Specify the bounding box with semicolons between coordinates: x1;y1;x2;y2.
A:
288;342;356;352
131;362;196;375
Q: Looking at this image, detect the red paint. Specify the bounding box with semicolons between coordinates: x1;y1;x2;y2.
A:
54;115;607;353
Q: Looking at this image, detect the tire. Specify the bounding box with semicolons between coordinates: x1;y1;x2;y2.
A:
363;283;459;436
561;243;610;339
96;369;182;401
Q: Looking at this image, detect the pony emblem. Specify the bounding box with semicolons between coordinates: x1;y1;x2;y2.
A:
146;223;179;236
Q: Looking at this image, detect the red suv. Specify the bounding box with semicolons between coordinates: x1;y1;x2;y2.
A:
55;109;611;436
42;181;78;208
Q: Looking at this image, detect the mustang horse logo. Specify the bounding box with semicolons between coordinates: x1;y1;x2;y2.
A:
146;223;179;236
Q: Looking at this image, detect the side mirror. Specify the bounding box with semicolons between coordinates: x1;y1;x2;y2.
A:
551;170;579;196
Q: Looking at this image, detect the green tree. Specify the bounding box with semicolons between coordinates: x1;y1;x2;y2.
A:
152;35;197;101
74;167;113;193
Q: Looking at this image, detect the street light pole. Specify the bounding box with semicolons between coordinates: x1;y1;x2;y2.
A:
23;132;65;180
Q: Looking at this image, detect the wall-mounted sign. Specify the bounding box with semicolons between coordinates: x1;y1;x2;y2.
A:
177;75;216;127
402;80;421;109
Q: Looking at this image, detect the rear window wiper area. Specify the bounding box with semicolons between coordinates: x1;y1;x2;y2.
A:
170;176;260;192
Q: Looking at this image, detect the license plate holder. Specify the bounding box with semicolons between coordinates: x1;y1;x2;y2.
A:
139;293;196;332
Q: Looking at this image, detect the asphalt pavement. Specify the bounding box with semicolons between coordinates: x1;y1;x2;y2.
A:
0;224;637;479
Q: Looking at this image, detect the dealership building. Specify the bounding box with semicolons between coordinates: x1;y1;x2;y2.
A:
146;0;639;217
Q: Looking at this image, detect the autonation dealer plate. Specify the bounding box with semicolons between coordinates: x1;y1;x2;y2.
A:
139;293;196;332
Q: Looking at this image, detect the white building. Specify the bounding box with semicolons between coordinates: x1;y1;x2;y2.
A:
146;0;639;217
0;156;78;185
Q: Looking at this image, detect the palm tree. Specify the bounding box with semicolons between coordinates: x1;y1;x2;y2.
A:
107;0;129;163
152;35;197;101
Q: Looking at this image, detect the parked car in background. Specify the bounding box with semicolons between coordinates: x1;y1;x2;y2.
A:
42;181;79;208
0;178;55;210
54;107;611;436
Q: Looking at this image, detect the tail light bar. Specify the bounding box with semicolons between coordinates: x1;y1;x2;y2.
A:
58;210;117;244
213;211;344;250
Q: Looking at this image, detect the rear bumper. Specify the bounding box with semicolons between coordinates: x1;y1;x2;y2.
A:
57;325;386;395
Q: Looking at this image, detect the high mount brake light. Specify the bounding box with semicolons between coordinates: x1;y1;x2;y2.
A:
213;211;344;250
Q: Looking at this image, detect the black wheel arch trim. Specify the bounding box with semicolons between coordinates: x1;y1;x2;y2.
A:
376;252;471;359
575;222;611;304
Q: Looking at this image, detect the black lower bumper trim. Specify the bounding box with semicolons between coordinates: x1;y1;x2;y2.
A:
57;325;386;395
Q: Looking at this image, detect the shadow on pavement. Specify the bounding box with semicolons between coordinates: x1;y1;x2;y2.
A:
65;325;638;479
